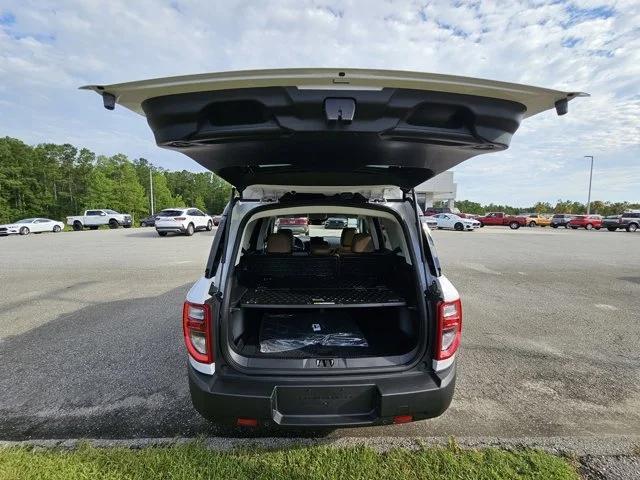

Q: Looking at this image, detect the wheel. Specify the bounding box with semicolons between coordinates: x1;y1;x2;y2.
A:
157;231;167;237
528;221;536;227
108;220;119;229
206;220;213;231
53;225;61;233
607;227;617;232
454;222;464;231
185;223;195;236
564;224;571;229
140;222;147;227
551;225;558;228
595;226;601;230
73;221;83;231
509;221;520;230
627;223;638;232
19;226;30;235
585;223;593;230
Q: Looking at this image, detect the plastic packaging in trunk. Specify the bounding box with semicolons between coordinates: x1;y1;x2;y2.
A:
259;312;368;353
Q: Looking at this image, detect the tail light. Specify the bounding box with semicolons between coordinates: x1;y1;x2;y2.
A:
174;217;186;221
435;299;462;360
182;301;213;363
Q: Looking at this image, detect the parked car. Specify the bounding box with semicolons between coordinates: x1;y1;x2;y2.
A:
0;218;64;236
155;208;213;236
523;213;551;227
602;211;640;232
432;213;480;231
276;216;309;235
66;209;132;231
324;217;348;229
568;215;602;230
84;68;581;427
550;213;575;228
477;212;526;229
139;214;158;227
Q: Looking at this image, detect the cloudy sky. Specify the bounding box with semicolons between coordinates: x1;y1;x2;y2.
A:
1;0;638;205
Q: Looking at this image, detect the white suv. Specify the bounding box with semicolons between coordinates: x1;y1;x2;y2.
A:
154;208;213;237
85;68;583;428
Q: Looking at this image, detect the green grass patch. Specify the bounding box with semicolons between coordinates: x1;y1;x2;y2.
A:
0;442;579;480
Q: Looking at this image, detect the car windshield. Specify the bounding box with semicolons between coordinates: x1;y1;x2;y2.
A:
16;218;36;223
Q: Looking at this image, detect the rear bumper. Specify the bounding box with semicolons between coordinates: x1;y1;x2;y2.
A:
188;363;456;427
156;226;186;233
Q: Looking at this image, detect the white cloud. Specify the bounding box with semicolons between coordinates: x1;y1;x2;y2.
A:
0;0;638;204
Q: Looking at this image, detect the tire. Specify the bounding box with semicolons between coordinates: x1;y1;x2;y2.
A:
206;220;213;231
73;221;83;231
108;220;119;229
627;223;638;233
509;221;520;230
53;225;61;233
585;223;593;230
185;223;195;236
595;226;601;230
19;226;30;235
607;227;617;232
157;231;167;237
528;221;536;227
564;224;571;229
552;225;558;228
454;222;464;231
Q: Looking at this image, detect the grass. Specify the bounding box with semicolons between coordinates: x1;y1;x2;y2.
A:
0;442;580;480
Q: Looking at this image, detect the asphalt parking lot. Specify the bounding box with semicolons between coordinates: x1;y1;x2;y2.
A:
0;226;638;441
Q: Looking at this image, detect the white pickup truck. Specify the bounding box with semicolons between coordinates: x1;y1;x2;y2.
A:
66;209;132;231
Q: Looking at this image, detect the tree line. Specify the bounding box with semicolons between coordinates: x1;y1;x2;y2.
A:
1;136;637;225
0;136;231;224
452;199;640;217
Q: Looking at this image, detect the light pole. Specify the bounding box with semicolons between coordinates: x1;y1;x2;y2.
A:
149;167;155;215
585;156;594;214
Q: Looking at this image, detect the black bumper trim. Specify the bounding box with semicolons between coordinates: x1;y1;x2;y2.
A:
188;363;455;427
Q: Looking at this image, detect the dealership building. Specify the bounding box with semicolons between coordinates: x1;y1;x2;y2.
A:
414;171;457;212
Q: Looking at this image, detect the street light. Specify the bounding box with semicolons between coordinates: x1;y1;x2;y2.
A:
585;155;594;214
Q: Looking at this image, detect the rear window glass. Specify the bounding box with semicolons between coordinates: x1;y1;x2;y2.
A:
158;210;183;216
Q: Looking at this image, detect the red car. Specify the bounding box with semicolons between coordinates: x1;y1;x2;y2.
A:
568;215;602;230
276;216;309;235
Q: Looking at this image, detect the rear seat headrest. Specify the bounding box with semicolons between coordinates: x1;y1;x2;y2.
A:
340;228;357;247
266;232;292;254
351;233;374;253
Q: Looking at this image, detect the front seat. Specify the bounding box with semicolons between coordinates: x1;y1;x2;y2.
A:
337;227;357;253
266;231;292;254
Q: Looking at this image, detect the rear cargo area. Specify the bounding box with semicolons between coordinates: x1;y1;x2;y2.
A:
227;249;421;361
230;306;418;358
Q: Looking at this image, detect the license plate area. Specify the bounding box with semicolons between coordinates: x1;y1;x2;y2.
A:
274;385;377;417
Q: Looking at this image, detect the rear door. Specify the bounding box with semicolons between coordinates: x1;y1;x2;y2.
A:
81;69;585;190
